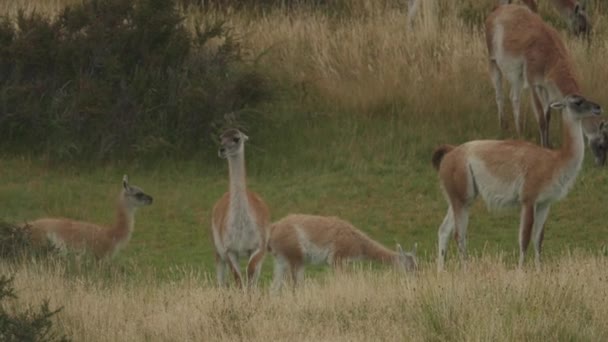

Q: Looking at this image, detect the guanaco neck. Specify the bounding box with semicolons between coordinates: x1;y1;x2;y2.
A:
107;195;136;249
227;150;250;214
557;110;585;171
361;237;399;266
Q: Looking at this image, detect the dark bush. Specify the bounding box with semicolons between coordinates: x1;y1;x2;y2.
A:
0;276;69;341
0;0;271;160
0;222;57;261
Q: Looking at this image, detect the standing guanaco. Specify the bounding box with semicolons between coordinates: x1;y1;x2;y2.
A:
211;128;270;288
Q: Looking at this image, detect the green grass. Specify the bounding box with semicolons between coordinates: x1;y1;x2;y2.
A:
2;108;607;283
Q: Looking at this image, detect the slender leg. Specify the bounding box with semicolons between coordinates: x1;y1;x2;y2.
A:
437;207;455;272
291;264;305;291
246;248;266;288
532;203;550;271
510;77;524;136
518;204;535;268
489;60;506;130
215;252;228;287
226;251;243;288
533;85;552;147
531;87;547;147
271;257;288;294
454;207;470;271
407;0;420;28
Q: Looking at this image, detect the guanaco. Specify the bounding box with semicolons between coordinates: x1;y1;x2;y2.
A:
513;0;591;36
24;175;153;259
486;4;588;148
211;128;270;288
267;214;417;292
432;94;601;272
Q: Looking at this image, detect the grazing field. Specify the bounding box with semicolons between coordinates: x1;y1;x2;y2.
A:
1;0;608;340
3;254;608;341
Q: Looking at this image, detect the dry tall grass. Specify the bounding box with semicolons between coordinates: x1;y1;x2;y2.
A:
3;254;608;341
3;0;606;124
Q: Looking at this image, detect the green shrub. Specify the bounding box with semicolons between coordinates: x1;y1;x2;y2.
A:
0;276;68;342
0;222;57;261
0;0;271;160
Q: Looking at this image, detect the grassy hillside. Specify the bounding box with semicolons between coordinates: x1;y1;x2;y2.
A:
1;0;608;338
0;0;606;273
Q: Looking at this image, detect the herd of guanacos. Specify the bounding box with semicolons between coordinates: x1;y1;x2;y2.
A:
17;1;606;291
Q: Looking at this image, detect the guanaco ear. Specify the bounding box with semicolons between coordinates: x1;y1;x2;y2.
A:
242;133;249;142
122;175;129;190
396;243;404;254
550;101;566;110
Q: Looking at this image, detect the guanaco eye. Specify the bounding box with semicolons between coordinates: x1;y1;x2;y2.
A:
233;137;240;143
135;193;145;199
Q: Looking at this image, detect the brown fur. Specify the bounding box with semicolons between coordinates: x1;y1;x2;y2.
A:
486;4;583;147
25;186;151;259
434;94;601;271
268;214;417;291
432;145;456;170
211;191;270;246
211;128;271;288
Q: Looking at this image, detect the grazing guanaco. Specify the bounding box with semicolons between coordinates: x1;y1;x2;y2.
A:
514;0;591;36
24;175;153;259
211;128;270;288
267;214;417;292
486;4;588;148
432;94;601;272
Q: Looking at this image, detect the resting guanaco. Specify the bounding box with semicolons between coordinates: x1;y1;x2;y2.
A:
24;175;152;259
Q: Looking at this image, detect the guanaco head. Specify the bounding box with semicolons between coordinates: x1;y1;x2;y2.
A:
550;94;602;120
570;1;591;37
590;121;608;166
395;243;418;273
121;175;153;209
218;128;249;159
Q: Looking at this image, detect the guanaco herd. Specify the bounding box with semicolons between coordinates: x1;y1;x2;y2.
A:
16;2;605;291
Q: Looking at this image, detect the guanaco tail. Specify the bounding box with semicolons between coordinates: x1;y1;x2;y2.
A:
211;128;270;288
267;214;417;292
24;175;153;259
432;94;601;272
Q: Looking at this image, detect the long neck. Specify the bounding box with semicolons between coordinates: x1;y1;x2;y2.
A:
550;61;580;99
108;199;136;248
361;237;398;265
228;152;248;202
558;110;585;170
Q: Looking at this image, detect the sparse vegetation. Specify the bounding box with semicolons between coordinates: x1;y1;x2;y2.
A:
0;275;68;342
2;254;608;341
